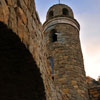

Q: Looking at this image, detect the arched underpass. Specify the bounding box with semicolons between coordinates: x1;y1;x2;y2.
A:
0;22;46;100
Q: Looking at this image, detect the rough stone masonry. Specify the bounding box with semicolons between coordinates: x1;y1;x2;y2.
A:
0;0;100;100
43;4;89;100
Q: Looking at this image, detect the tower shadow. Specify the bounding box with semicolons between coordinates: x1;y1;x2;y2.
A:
0;22;46;100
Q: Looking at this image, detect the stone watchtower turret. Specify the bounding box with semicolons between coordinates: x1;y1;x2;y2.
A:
43;4;89;100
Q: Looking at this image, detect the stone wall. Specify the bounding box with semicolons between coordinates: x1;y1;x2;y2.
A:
0;0;99;100
0;0;61;100
44;22;89;99
89;86;100;100
43;4;89;100
87;77;100;100
0;22;46;100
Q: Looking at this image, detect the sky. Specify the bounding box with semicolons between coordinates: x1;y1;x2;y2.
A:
35;0;100;80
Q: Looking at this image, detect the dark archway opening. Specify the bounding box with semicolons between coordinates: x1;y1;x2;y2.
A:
50;29;57;42
49;11;54;18
0;22;46;100
62;8;69;16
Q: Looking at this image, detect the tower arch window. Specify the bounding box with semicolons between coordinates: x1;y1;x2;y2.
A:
50;29;57;42
62;8;69;16
49;11;54;18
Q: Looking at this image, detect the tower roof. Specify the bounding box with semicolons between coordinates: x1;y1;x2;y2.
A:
46;4;74;21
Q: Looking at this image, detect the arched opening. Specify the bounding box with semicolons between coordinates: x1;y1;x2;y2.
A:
62;8;69;16
49;10;54;18
0;22;46;100
50;29;57;42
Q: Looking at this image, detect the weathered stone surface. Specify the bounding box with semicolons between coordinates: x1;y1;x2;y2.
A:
6;0;17;7
16;7;27;24
0;0;99;100
0;0;57;100
0;0;7;5
87;77;100;100
43;4;89;100
0;6;9;25
0;22;46;100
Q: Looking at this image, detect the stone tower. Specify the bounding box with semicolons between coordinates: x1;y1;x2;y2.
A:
43;4;89;100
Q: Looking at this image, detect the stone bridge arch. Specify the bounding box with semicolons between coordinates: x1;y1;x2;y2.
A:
0;22;46;100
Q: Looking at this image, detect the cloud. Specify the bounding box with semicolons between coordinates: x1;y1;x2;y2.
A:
76;12;100;79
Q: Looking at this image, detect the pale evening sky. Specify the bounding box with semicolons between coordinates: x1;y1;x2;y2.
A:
35;0;100;80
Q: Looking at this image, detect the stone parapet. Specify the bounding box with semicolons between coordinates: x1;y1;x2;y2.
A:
43;17;80;32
